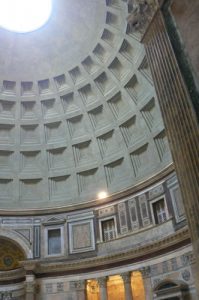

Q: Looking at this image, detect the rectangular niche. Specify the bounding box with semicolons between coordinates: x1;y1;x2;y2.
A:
2;80;16;95
49;175;72;200
41;98;59;119
0;179;13;200
140;97;156;131
44;122;65;144
101;29;115;47
0;100;15;119
0;124;15;145
119;115;136;146
67;115;88;139
21;81;34;96
20;125;40;145
21;101;37;119
73;140;95;166
68;66;84;84
124;75;143;104
47;147;73;170
0;151;13;171
82;56;99;74
138;56;153;85
104;157;128;186
94;72;117;96
47;228;62;256
61;92;80;114
68;219;95;254
54;74;69;91
93;43;110;63
20;151;41;174
107;91;130;119
130;143;149;177
78;84;96;106
38;79;51;94
88;105;111;130
20;178;43;201
108;58;129;81
106;0;120;9
77;168;98;194
154;130;169;161
106;11;120;29
97;130;120;158
119;39;139;63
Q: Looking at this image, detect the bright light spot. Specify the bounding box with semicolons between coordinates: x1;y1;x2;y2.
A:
0;0;52;33
98;191;108;199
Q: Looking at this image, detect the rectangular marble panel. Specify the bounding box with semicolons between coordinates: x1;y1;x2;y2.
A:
69;219;95;254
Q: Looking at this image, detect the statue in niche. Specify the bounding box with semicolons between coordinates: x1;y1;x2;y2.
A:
127;0;158;32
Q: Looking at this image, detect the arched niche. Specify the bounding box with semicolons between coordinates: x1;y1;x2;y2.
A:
0;229;31;259
0;238;26;271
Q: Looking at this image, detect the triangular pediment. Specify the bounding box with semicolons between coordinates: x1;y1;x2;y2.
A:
43;216;66;226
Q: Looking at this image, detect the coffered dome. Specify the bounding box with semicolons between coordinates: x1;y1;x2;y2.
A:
0;0;172;209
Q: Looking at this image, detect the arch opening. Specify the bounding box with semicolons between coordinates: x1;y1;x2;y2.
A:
0;238;25;271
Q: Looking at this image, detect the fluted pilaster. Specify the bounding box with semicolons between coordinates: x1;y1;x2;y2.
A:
141;4;199;296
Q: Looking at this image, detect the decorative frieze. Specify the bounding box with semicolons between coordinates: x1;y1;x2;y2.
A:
98;206;115;217
149;184;164;199
70;280;85;290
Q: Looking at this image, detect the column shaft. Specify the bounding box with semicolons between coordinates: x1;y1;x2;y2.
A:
121;272;133;300
142;7;199;296
97;277;107;300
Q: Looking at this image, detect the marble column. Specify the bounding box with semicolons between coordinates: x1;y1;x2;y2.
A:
121;272;133;300
140;267;152;300
142;8;199;295
97;277;108;300
74;280;86;300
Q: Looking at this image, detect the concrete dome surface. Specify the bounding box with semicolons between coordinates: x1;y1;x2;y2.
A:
0;0;172;209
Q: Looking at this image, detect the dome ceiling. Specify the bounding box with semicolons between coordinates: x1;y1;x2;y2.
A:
0;0;172;209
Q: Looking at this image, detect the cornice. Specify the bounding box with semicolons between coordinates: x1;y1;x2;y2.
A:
0;268;25;282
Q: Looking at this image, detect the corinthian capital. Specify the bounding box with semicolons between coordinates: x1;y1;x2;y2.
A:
140;266;151;278
97;277;107;288
127;0;159;33
121;272;132;283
